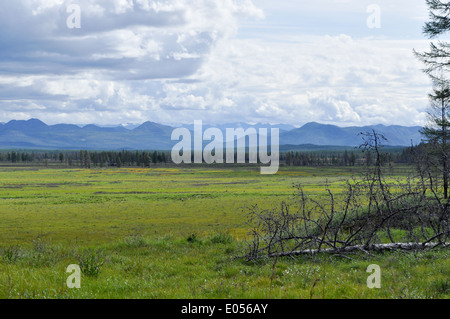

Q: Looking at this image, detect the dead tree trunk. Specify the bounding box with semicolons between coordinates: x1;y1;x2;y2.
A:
242;131;450;261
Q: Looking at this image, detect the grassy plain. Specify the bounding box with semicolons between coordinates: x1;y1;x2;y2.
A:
0;165;448;299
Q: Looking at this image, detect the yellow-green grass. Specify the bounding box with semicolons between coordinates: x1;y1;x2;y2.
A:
0;166;359;245
0;165;448;299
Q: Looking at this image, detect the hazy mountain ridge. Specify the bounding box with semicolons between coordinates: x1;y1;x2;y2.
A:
280;122;423;147
0;119;423;150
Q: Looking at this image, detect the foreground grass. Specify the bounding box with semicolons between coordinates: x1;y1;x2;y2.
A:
0;165;448;299
0;234;448;299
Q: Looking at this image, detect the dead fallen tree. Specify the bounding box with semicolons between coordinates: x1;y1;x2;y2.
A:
243;190;450;261
267;242;450;258
242;131;449;261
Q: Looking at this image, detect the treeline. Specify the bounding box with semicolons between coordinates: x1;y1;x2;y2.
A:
0;146;418;168
0;150;170;168
281;148;415;167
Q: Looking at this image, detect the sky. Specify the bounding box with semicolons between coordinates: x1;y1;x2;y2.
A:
0;0;438;127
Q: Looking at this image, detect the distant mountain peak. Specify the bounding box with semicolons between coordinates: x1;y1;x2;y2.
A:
0;118;423;150
134;121;163;130
301;122;331;128
5;118;48;129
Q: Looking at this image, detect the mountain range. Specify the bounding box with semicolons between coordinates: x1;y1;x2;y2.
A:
0;119;423;150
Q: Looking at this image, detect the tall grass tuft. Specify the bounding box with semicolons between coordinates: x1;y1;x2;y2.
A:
2;245;21;264
123;234;148;248
79;250;105;277
209;232;234;245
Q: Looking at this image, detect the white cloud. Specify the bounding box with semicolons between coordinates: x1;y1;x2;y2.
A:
0;0;434;127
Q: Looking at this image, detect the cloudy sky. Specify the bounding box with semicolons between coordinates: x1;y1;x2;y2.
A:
0;0;438;127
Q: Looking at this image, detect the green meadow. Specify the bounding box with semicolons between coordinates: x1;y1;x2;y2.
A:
0;165;448;299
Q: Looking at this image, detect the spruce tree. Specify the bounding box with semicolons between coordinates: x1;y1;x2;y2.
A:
415;0;450;198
